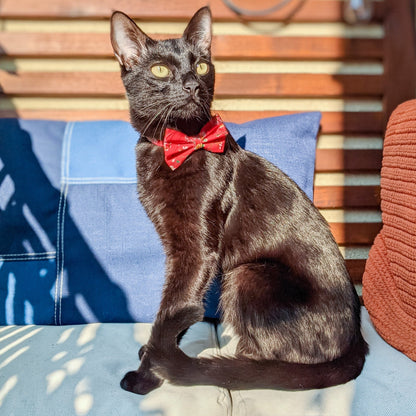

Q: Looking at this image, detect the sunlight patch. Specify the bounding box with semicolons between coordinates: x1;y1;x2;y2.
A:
0;327;42;357
0;346;29;370
74;378;94;416
0;375;18;406
74;393;94;416
51;351;68;362
64;357;85;375
0;174;15;211
5;272;15;325
46;369;66;394
57;327;75;345
77;324;100;347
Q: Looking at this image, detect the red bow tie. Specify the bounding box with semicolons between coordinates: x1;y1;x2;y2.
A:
153;115;228;170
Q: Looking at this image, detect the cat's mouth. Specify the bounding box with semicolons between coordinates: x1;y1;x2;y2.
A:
183;94;200;106
174;98;202;120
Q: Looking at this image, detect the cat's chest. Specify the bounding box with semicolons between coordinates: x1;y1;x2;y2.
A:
137;143;216;201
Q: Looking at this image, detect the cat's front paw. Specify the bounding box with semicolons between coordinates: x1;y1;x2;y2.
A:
120;369;163;395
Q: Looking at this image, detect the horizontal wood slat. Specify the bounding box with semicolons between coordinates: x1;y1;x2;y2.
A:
220;111;384;134
383;0;416;122
0;0;385;22
0;33;384;60
329;222;381;245
217;73;383;97
0;109;385;134
314;185;381;208
315;149;382;171
0;71;383;98
346;259;367;284
214;36;383;60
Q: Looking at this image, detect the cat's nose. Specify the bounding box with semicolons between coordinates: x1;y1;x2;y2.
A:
183;79;200;97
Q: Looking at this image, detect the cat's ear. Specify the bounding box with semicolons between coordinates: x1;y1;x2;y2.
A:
183;7;212;53
110;11;154;71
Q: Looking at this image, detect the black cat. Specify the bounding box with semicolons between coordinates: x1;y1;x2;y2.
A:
110;7;368;395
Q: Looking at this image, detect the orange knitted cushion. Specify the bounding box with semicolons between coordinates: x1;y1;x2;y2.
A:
363;99;416;361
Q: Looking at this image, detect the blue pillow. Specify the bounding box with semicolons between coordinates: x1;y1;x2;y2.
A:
0;113;320;325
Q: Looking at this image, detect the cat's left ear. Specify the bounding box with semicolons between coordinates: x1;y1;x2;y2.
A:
183;7;212;53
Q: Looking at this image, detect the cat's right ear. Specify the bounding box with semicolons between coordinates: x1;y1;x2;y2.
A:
110;11;153;71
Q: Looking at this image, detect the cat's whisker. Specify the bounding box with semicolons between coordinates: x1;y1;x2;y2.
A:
141;106;170;138
202;100;213;119
159;104;174;132
137;101;174;121
140;101;171;112
154;105;172;141
161;106;175;139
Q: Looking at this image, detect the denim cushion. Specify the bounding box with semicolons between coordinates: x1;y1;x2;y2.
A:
0;113;320;324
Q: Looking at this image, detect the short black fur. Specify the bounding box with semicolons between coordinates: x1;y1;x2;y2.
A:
110;7;368;395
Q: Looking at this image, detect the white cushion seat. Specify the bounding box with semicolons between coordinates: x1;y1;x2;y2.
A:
1;308;415;416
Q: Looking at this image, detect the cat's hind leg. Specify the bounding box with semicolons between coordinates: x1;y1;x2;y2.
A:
221;260;313;360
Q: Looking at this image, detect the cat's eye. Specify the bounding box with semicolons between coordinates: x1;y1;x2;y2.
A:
196;62;209;76
151;65;171;78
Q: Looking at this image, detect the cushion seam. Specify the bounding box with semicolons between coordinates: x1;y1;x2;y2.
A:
54;121;73;325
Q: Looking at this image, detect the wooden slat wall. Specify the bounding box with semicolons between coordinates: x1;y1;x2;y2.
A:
0;0;415;291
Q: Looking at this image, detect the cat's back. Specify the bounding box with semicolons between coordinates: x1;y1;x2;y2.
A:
232;148;307;214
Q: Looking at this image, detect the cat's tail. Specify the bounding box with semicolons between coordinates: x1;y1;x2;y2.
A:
147;307;368;390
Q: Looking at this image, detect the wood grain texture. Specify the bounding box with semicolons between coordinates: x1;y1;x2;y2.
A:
346;259;367;283
314;186;381;208
0;71;383;98
329;222;381;245
383;0;416;124
0;109;385;134
315;149;382;172
0;0;385;22
219;111;384;134
0;33;383;59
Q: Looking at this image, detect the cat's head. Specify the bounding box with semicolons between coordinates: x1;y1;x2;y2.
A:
110;7;215;139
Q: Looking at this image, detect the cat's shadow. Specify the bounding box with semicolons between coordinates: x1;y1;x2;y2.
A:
0;119;133;324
